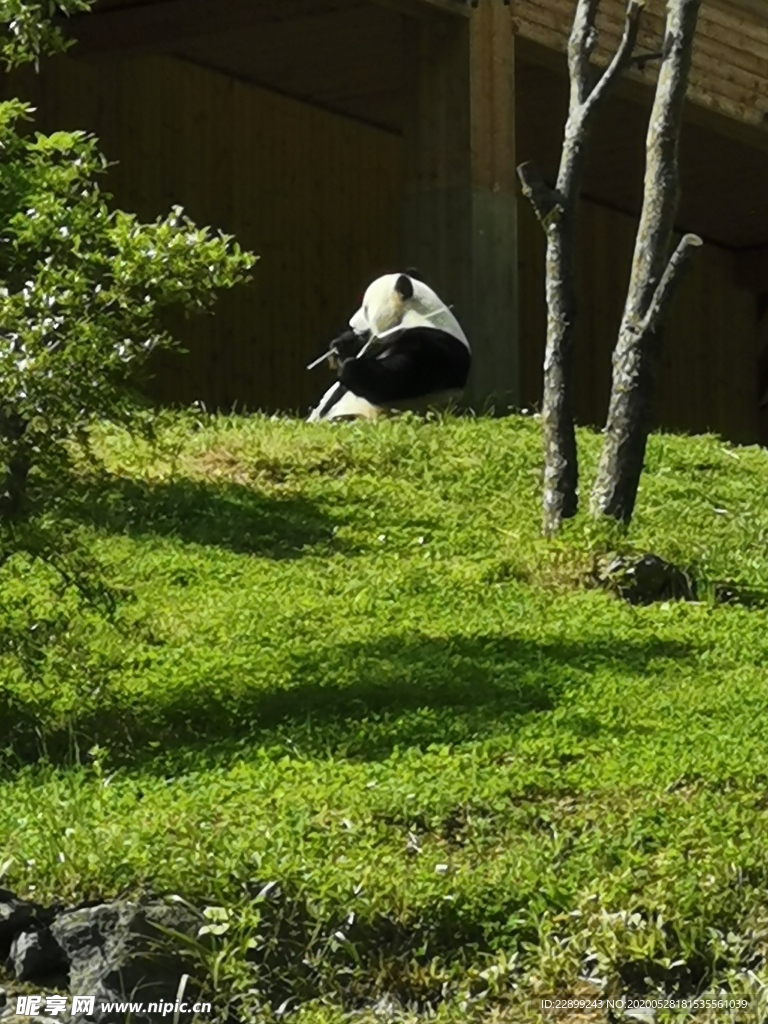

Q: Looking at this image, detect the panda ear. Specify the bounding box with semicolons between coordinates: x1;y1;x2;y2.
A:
395;274;414;301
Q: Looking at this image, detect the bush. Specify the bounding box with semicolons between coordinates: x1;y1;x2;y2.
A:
0;100;256;518
0;3;255;669
0;0;95;69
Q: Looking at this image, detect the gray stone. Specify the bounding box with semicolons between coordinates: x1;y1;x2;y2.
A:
9;927;67;983
51;900;205;1023
0;889;49;959
599;553;696;604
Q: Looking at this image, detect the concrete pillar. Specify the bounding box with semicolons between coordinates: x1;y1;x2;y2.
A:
402;0;519;411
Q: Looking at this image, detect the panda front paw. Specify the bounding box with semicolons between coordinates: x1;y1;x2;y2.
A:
328;329;368;370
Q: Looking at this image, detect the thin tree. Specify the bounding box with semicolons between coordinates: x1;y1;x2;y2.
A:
518;0;644;537
591;0;702;523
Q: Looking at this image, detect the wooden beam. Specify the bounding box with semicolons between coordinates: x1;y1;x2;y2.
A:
514;0;768;147
63;0;356;56
722;0;768;24
517;35;768;161
735;246;768;293
368;0;471;18
65;0;469;58
402;0;519;409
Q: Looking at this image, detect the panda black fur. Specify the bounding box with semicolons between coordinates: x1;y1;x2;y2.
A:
338;323;471;405
308;272;471;422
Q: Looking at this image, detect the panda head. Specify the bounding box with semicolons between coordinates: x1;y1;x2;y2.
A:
350;273;416;338
348;271;470;350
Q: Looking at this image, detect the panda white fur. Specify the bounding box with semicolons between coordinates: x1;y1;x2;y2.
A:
307;272;471;423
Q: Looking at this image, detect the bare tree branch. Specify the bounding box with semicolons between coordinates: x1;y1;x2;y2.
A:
516;161;562;228
585;0;645;114
642;232;703;335
567;0;600;111
591;0;703;524
516;0;644;536
631;49;663;70
625;0;701;321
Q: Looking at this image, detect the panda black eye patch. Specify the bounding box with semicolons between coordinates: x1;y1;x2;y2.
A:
394;274;414;301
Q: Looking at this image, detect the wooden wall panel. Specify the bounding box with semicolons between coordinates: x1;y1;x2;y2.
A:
1;53;403;413
0;48;759;442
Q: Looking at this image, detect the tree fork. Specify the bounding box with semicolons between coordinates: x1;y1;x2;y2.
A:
517;0;644;536
591;0;703;523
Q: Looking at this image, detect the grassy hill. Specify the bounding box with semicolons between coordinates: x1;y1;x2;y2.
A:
2;411;768;1023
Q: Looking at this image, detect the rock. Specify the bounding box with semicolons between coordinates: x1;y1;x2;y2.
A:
599;553;696;605
0;892;211;1023
9;927;67;984
51;900;205;1023
0;889;50;959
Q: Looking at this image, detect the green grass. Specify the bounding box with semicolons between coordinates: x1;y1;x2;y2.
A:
3;410;768;1022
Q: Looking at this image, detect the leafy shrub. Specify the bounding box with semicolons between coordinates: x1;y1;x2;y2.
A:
0;101;256;517
0;4;256;668
0;0;94;69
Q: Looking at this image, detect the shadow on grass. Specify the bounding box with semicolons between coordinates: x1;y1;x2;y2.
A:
0;633;695;772
57;469;350;559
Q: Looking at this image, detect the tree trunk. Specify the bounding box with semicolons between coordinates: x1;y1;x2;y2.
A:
591;0;702;523
541;209;580;531
518;0;643;536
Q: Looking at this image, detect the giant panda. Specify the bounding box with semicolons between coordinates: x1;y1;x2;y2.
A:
307;271;471;422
